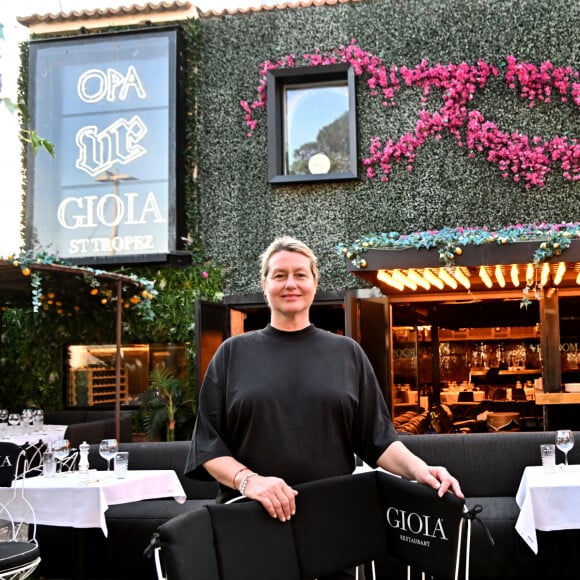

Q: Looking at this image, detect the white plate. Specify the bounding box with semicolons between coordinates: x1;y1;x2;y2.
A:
564;383;580;393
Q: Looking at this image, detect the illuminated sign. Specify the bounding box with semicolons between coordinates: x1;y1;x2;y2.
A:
26;28;185;265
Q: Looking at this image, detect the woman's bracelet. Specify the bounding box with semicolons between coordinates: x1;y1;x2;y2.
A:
232;467;250;489
239;472;257;496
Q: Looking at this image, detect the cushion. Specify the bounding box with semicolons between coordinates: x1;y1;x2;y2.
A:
209;502;301;580
0;542;40;573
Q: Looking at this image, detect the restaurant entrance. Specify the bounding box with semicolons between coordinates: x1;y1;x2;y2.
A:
348;291;543;414
344;239;580;430
390;296;542;414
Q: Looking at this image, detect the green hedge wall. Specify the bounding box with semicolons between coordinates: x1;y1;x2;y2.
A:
195;0;580;296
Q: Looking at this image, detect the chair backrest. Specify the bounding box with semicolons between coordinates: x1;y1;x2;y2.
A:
377;471;467;580
0;459;42;577
429;404;454;433
457;391;474;402
492;387;507;400
291;473;388;578
15;441;47;480
0;443;24;487
154;471;470;580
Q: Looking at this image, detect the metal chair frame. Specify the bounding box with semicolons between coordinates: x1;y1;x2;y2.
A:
0;452;41;580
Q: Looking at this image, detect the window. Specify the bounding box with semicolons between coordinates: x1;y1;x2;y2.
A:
267;64;358;184
67;344;187;407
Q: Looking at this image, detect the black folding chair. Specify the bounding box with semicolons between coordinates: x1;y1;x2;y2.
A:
151;470;478;580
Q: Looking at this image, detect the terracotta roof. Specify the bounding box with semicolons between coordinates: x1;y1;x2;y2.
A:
199;0;360;17
17;0;359;29
17;2;198;32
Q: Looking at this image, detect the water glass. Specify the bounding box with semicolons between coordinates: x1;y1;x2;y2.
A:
43;452;57;478
540;444;556;474
114;452;129;478
21;409;34;432
33;409;44;431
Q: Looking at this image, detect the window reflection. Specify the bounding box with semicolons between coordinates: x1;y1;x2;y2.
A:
283;82;350;176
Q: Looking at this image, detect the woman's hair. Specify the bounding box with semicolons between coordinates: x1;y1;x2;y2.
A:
260;236;319;282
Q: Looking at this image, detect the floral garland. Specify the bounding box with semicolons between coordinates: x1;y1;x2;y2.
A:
337;221;580;308
337;222;580;270
240;41;580;188
1;251;157;318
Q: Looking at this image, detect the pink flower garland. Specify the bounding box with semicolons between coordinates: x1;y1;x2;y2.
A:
240;41;580;188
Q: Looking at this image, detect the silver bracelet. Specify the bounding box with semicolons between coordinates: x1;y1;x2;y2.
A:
239;472;257;496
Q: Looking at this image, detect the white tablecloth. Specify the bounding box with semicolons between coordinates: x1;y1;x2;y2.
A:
0;469;186;536
0;424;68;447
440;391;485;404
515;465;580;554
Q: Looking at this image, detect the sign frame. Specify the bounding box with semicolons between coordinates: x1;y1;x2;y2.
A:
26;26;188;266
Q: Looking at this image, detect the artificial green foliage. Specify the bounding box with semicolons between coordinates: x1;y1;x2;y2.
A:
197;0;580;296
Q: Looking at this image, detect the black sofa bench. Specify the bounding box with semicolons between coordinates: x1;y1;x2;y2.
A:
374;430;580;580
43;410;133;448
34;432;580;580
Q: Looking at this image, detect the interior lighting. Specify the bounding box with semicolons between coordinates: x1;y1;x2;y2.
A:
553;262;567;286
478;266;493;289
453;267;471;289
510;264;520;287
391;270;417;291
423;269;444;290
377;270;405;292
576;271;580;285
438;268;458;289
407;269;430;290
526;263;535;286
540;262;550;287
494;265;506;288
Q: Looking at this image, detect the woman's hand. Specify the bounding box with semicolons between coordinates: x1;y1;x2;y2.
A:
242;474;298;521
414;464;464;499
376;441;464;499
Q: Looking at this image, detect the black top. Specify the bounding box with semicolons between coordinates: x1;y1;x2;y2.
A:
185;324;398;502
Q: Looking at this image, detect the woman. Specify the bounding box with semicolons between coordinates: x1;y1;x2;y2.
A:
186;236;463;579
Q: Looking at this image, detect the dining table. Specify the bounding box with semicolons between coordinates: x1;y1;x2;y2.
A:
515;465;580;554
0;468;187;579
0;424;68;447
1;468;186;535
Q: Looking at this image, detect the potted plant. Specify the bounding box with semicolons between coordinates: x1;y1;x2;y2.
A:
139;367;195;442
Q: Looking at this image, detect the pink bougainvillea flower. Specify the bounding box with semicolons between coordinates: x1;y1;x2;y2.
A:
240;41;580;188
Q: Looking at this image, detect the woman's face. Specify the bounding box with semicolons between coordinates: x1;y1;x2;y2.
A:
261;250;318;323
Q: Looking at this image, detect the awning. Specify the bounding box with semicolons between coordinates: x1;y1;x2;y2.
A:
344;237;580;298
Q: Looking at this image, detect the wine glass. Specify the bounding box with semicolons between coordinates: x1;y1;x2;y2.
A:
99;439;119;475
8;413;21;436
555;429;575;469
32;409;44;432
52;438;70;475
21;408;34;432
0;409;8;436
